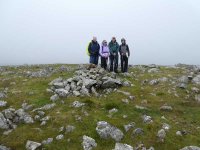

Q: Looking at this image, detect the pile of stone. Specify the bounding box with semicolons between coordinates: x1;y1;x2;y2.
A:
0;107;34;130
48;67;131;99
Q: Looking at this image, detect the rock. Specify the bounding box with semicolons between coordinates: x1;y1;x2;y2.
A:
195;95;200;102
82;78;97;88
117;90;131;96
102;77;122;88
129;96;135;100
122;99;129;104
132;128;144;136
160;104;173;111
3;129;13;135
192;75;200;85
25;140;41;150
33;103;56;111
22;103;33;111
148;68;159;73
0;100;7;107
109;108;118;115
0;91;7;99
149;79;159;85
191;87;200;93
56;134;64;140
178;76;189;83
3;108;15;120
55;89;69;97
15;109;34;124
53;82;64;88
142;115;153;124
158;77;168;82
0;112;9;129
82;135;97;150
42;138;53;145
37;111;45;116
124;122;135;132
157;129;166;142
162;123;170;131
178;83;187;89
96;121;124;142
23;115;34;124
50;94;59;102
40;121;47;126
0;145;10;150
66;125;76;133
176;131;182;136
122;81;131;87
73;91;81;97
180;146;200;150
71;101;85;108
49;77;63;86
113;143;133;150
135;105;147;110
40;116;50;121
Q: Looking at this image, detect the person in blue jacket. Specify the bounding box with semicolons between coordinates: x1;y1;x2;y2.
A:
88;37;100;65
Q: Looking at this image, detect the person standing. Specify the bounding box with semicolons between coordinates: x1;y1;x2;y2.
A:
109;37;119;73
119;38;130;73
88;37;100;65
99;40;110;70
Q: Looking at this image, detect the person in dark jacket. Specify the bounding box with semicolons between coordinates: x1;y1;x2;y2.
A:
109;37;119;73
119;38;130;73
88;37;100;65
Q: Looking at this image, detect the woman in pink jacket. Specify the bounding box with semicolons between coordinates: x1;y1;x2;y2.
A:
99;40;110;70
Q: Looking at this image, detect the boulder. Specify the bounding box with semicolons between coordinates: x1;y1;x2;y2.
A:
96;121;124;142
180;146;200;150
82;135;97;150
25;140;41;150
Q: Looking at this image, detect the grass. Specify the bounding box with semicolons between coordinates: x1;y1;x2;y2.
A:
0;64;200;149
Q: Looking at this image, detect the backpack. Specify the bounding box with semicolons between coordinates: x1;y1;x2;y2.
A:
86;42;91;56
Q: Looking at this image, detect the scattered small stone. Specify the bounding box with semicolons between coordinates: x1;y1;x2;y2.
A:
42;138;53;145
113;143;133;150
124;122;135;132
122;99;129;104
56;134;64;140
142;115;153;124
176;131;182;136
157;129;166;142
50;94;59;102
71;101;85;108
162;123;170;131
0;100;7;107
66;125;75;133
132;128;144;137
160;104;173;111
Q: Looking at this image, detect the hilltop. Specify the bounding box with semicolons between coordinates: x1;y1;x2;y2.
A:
0;64;200;150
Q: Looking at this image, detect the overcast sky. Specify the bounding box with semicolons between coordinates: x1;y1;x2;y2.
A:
0;0;200;66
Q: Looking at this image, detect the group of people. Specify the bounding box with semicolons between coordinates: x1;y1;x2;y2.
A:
87;37;130;73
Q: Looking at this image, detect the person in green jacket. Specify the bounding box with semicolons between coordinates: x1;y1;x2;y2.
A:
109;37;119;73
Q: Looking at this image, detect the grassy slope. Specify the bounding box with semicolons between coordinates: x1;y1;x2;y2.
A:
0;65;200;150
